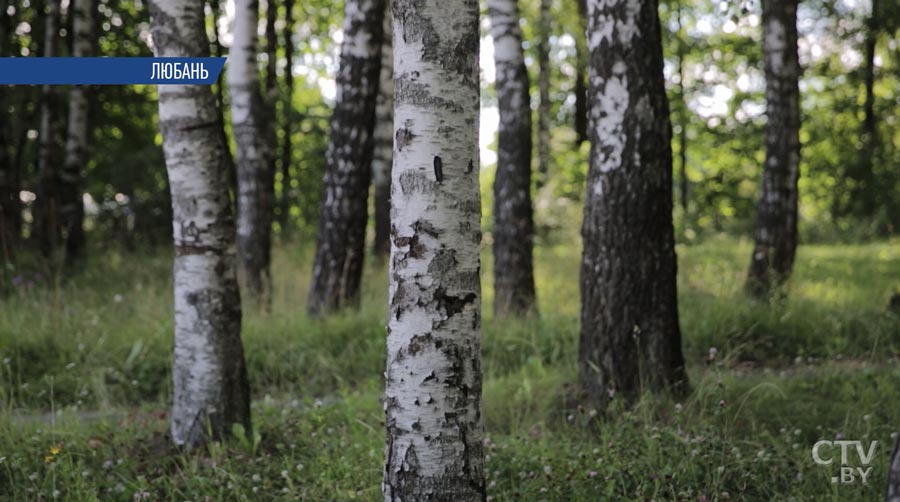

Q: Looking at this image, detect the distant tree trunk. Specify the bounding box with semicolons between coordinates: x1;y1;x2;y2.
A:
60;0;93;268
746;0;801;298
371;3;392;259
149;0;251;449
383;0;485;499
856;0;878;217
573;0;588;145
536;0;551;185
36;0;61;258
307;0;384;316
207;0;237;202
0;0;19;266
230;0;274;303
676;2;688;212
579;0;687;409
280;0;295;228
264;0;277;96
489;0;536;315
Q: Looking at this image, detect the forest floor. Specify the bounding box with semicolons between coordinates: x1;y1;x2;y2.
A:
1;236;898;501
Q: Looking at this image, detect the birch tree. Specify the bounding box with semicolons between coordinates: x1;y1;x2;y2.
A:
488;0;536;315
307;0;384;315
229;0;274;302
60;0;93;266
746;0;800;298
579;0;687;408
371;3;393;258
383;0;485;499
149;0;251;448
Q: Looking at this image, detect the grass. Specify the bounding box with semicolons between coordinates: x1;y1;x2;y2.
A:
0;235;898;500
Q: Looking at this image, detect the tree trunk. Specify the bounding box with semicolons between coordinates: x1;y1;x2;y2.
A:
856;0;878;217
280;0;295;229
307;0;384;316
371;2;393;259
0;0;18;266
36;0;61;258
60;0;93;268
573;0;588;145
746;0;801;298
207;0;237;204
230;0;274;304
676;2;688;212
383;0;485;500
489;0;536;316
536;0;551;186
579;0;687;409
149;0;251;448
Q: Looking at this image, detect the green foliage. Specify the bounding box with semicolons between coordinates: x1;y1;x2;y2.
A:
1;238;898;499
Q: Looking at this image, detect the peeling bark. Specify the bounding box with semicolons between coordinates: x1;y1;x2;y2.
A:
372;2;393;258
307;0;385;315
61;0;94;267
579;0;687;409
488;0;536;316
383;0;485;500
229;0;274;303
746;0;800;298
149;0;251;448
35;0;62;258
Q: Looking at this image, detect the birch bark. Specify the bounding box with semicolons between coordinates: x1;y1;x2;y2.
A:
488;0;536;315
307;0;384;315
579;0;687;408
383;1;485;499
36;0;61;257
746;0;801;297
149;0;251;448
229;0;274;302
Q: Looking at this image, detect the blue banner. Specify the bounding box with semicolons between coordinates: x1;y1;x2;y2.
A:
0;57;226;85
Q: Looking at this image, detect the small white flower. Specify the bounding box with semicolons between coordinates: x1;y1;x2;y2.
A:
251;474;261;482
113;294;124;303
280;470;288;478
65;363;76;370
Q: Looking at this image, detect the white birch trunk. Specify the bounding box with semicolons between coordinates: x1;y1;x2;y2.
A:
229;0;274;302
371;3;393;257
149;0;251;448
383;0;485;499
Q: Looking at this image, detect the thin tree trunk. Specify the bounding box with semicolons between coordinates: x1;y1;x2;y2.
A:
676;2;688;212
307;0;384;316
489;0;536;315
60;0;93;268
280;0;295;229
536;0;551;186
208;0;237;204
579;0;687;409
0;0;18;267
857;0;878;217
383;1;485;499
574;0;588;145
36;0;61;258
371;2;392;258
230;0;274;304
149;0;251;448
746;0;801;298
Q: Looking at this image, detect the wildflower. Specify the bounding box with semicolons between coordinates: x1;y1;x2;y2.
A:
49;445;61;456
718;399;727;408
543;465;552;475
114;294;124;303
587;470;599;478
44;455;55;464
708;347;718;361
251;474;261;482
835;432;844;440
675;403;683;413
